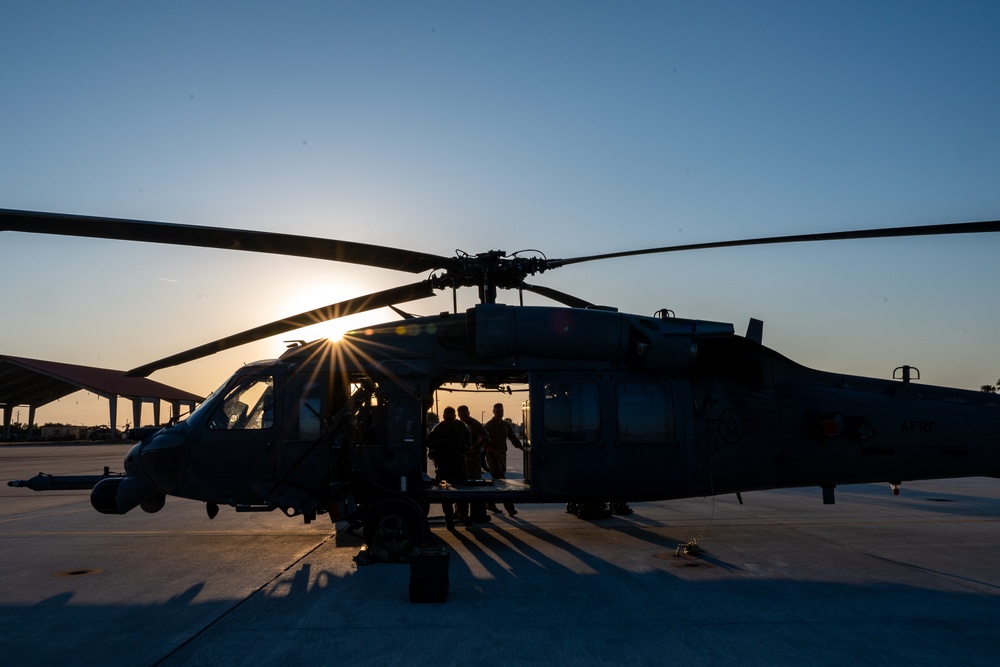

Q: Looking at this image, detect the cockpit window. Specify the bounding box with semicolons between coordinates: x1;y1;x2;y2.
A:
207;375;275;430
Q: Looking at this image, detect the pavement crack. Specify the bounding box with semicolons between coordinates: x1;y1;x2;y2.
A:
151;533;336;666
859;550;1000;593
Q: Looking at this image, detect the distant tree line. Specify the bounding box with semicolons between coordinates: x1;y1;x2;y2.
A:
982;379;1000;393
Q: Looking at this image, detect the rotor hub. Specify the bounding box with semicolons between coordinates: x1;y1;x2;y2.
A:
431;251;551;302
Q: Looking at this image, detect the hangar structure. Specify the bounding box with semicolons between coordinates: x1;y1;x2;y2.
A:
0;355;202;439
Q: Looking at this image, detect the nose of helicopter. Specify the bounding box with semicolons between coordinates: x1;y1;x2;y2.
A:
90;427;185;514
131;427;187;492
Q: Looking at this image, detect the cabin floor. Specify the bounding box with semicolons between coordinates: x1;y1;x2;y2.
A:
423;476;532;504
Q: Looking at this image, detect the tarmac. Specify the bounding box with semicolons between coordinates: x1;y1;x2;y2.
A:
2;444;1000;666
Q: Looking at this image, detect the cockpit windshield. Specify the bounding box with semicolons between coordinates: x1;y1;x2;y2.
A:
185;368;274;428
184;385;221;424
206;375;274;430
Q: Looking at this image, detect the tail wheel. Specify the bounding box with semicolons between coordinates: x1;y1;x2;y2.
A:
362;497;428;548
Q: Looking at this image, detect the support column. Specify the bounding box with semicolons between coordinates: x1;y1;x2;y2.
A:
108;397;118;441
131;398;142;430
2;405;11;438
28;406;36;438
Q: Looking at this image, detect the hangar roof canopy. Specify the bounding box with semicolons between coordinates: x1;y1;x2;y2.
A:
0;355;203;409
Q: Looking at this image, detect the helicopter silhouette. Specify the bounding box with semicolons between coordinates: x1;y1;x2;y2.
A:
5;208;1000;547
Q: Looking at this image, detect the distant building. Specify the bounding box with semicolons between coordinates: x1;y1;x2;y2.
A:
39;425;89;440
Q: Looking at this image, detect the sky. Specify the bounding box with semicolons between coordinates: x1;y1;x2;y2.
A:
2;1;999;427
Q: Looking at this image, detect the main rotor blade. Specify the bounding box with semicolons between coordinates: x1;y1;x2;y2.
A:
0;208;453;274
520;283;595;309
550;219;1000;268
127;281;437;376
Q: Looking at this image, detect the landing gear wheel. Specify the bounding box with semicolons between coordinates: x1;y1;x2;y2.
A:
362;497;428;548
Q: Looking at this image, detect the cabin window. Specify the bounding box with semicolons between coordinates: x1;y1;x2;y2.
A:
207;375;275;430
543;381;600;442
616;381;673;443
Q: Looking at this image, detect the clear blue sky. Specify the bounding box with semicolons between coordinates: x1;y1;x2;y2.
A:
2;2;999;426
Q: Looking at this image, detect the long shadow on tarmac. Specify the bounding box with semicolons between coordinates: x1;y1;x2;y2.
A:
5;541;1000;666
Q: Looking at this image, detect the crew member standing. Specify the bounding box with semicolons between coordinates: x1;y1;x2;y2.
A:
457;405;491;523
484;402;524;516
427;406;470;528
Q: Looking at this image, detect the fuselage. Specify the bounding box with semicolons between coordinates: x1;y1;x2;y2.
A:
121;303;1000;518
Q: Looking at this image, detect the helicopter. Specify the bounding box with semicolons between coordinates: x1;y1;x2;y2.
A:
4;208;1000;548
